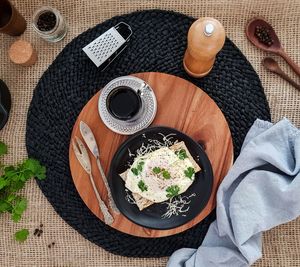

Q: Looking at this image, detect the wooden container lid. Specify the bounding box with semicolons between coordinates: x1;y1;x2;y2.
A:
8;40;38;66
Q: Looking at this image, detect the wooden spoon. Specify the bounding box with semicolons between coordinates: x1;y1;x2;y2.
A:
246;17;300;77
262;57;300;91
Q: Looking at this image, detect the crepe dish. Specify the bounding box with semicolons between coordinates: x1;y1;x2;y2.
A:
120;141;201;211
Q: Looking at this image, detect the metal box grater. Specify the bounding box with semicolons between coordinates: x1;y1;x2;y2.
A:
82;22;132;70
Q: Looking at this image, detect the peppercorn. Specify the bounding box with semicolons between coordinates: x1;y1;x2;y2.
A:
37;11;57;31
34;229;39;236
47;242;55;248
37;229;43;237
254;25;274;47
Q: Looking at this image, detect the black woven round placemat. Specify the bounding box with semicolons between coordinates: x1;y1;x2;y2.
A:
26;10;271;257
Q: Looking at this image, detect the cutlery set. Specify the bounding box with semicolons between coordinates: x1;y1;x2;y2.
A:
72;121;119;225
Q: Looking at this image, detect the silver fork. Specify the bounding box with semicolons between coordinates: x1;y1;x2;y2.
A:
72;136;114;225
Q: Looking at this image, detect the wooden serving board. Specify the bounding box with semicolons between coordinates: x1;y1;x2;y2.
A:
69;72;233;238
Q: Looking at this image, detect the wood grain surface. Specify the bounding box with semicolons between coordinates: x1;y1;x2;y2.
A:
69;72;233;238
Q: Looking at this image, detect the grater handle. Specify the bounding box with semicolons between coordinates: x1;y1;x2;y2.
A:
115;22;132;42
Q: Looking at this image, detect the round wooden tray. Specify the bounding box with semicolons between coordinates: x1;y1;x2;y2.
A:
69;72;233;238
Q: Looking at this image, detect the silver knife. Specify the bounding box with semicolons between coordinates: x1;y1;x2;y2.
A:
79;121;120;214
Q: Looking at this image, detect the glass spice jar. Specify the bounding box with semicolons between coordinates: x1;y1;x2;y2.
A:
32;6;67;43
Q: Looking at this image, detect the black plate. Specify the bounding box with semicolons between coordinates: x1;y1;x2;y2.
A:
108;126;213;230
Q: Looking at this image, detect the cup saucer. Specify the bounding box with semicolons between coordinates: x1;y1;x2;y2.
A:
98;76;157;135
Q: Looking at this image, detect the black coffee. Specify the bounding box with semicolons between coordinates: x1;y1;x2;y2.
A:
107;86;141;120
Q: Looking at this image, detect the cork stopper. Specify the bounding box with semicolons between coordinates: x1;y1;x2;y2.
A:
8;40;38;66
183;17;226;78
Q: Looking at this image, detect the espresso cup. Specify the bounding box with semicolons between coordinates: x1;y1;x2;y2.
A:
0;0;26;36
0;80;11;130
107;86;144;122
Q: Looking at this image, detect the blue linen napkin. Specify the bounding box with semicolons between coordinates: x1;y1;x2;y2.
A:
167;118;300;267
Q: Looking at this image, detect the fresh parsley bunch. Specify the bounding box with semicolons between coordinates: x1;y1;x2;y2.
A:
0;141;46;242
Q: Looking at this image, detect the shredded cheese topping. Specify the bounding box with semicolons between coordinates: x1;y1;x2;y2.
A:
161;193;196;219
125;189;136;204
128;133;177;159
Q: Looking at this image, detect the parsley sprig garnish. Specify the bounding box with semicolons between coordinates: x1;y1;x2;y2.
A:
175;149;188;160
162;170;171;179
166;185;180;198
152;167;161;174
131;161;144;176
152;167;171;179
138;180;148;192
184;167;195;179
0;141;46;242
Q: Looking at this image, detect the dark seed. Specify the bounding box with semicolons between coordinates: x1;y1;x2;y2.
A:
40;224;43;228
34;229;39;236
39;229;43;234
36;11;57;31
254;25;273;46
52;242;55;245
48;244;51;248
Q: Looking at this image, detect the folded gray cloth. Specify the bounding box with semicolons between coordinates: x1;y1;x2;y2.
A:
167;118;300;267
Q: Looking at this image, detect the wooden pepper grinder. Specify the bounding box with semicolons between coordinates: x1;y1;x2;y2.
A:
183;17;226;78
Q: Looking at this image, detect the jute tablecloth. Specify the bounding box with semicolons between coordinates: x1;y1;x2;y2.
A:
0;0;299;266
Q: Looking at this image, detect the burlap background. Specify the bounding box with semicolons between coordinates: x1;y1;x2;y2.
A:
0;0;299;266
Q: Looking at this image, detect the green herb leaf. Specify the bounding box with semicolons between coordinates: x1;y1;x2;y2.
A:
13;198;27;215
0;201;11;213
22;159;46;180
20;170;33;181
131;168;139;176
0;141;7;156
184;167;195;179
0;144;46;241
175;149;188;160
6;194;16;203
12;213;21;222
10;180;25;193
131;161;145;176
15;229;29;242
11;198;27;222
152;167;161;174
0;177;8;189
137;161;144;172
166;185;180;198
162;170;171;179
138;180;148;192
4;166;17;179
